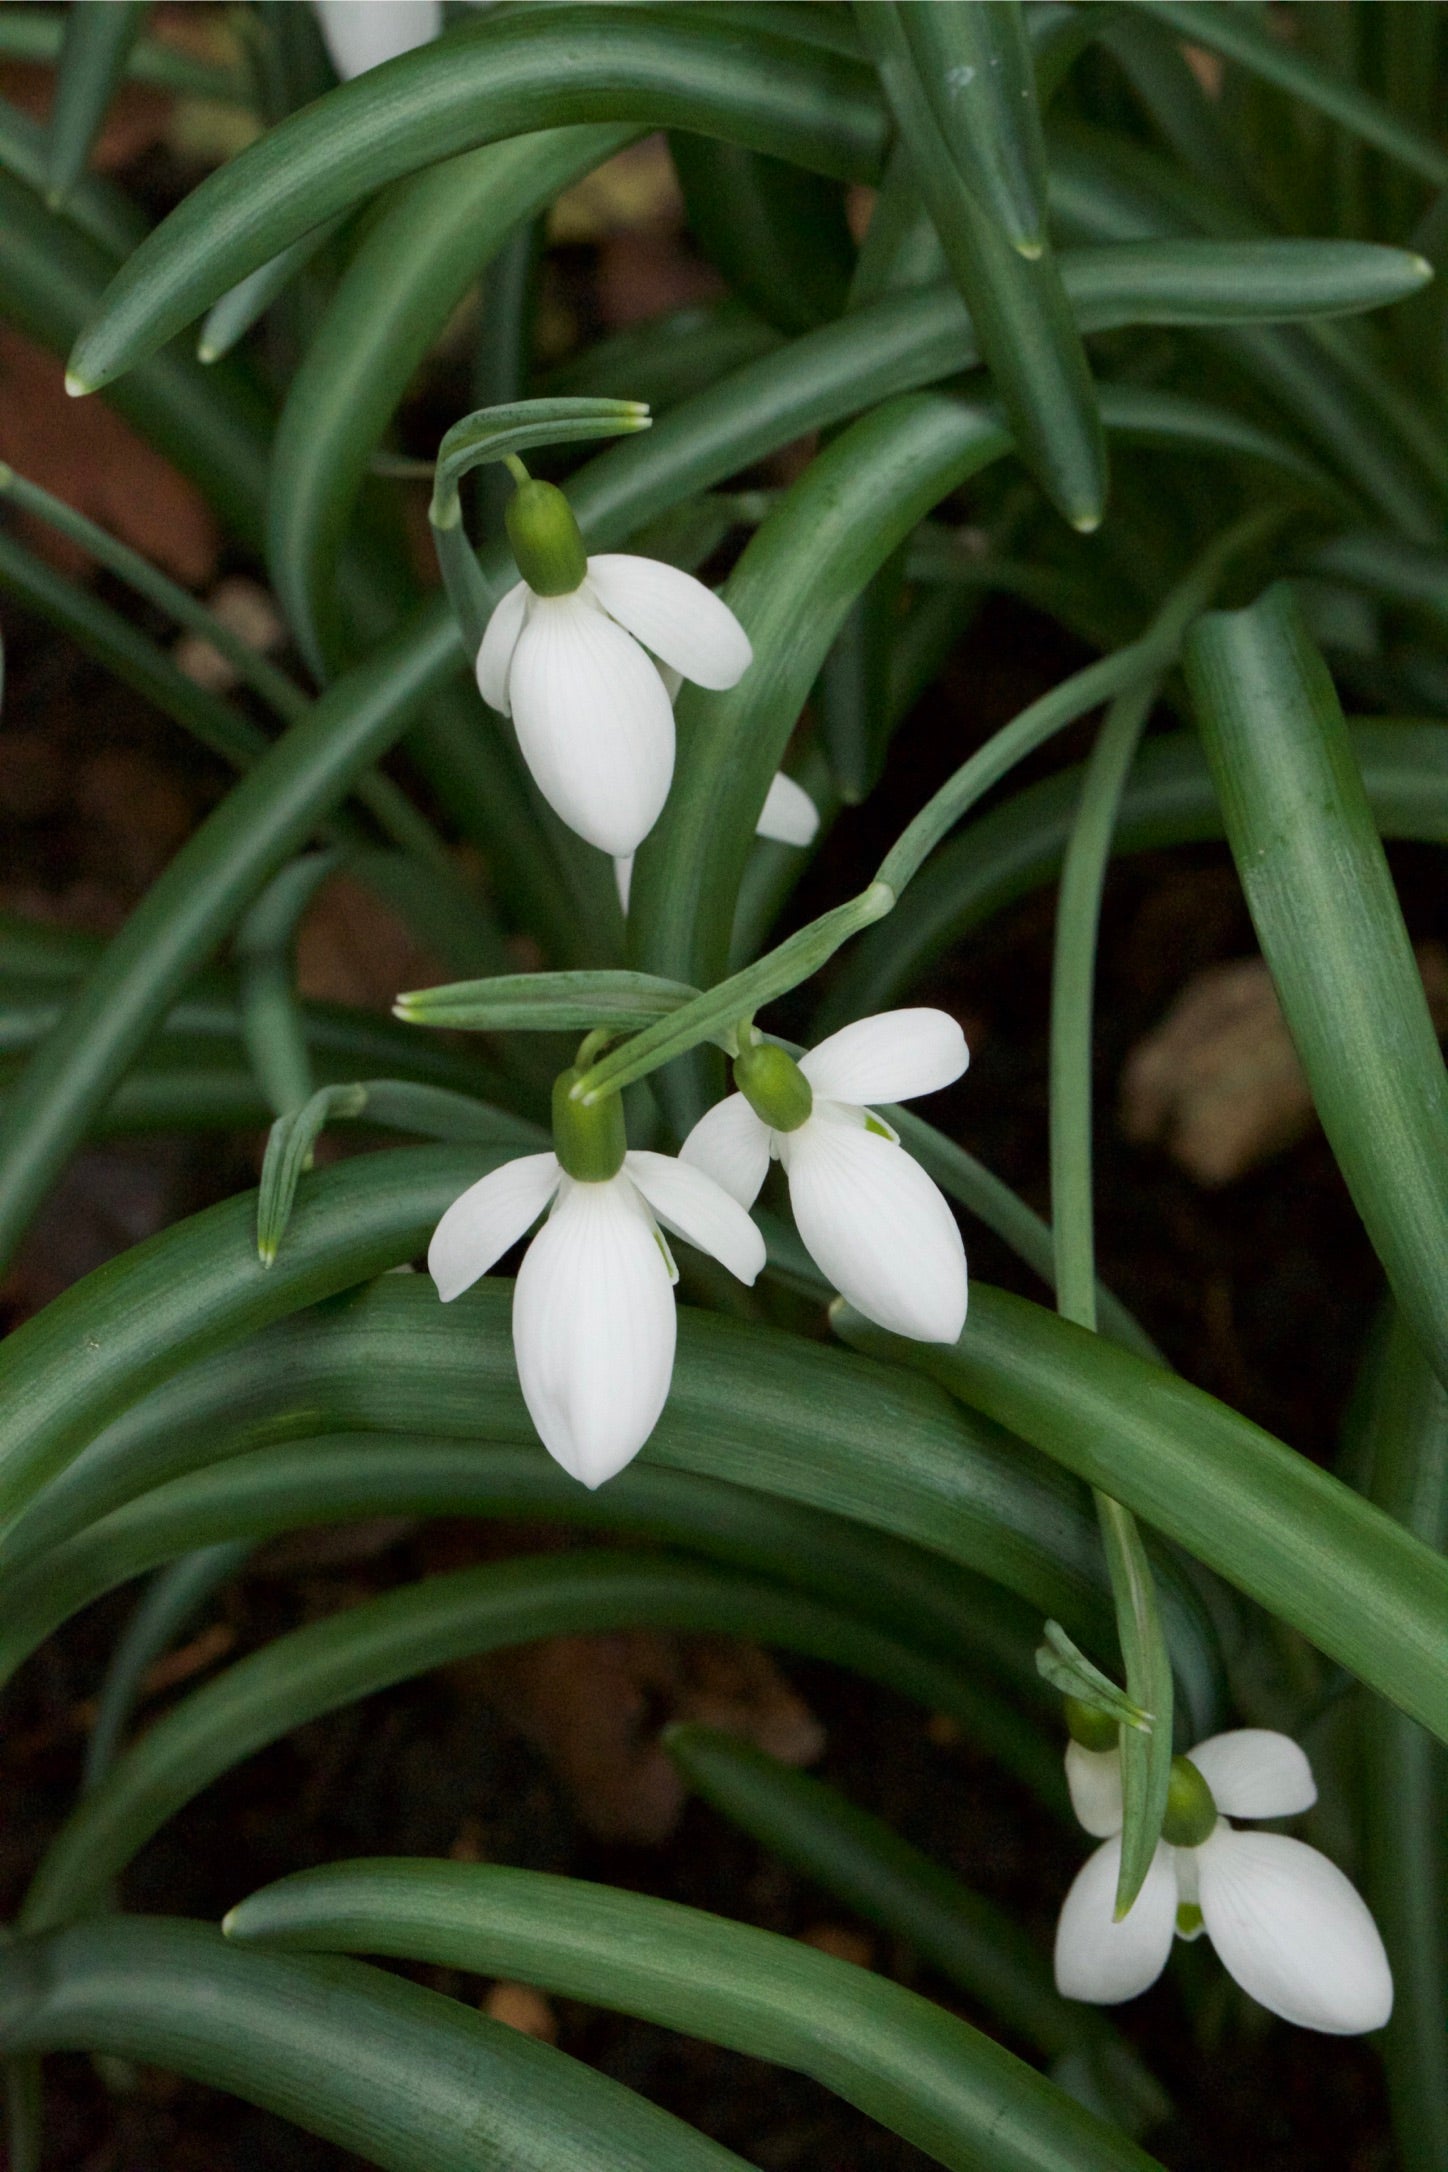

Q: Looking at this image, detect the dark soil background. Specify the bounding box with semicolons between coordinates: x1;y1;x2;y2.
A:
0;45;1435;2172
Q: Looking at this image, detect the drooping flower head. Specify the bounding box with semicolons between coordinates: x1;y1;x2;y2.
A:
682;1008;969;1343
1054;1712;1393;2035
429;1054;764;1487
477;477;753;856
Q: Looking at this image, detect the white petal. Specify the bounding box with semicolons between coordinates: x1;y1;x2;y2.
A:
781;1108;967;1342
1196;1828;1393;2034
1065;1742;1124;1838
314;0;440;77
757;772;819;847
624;1152;766;1286
512;1175;677;1488
799;1008;968;1107
1186;1730;1317;1822
586;555;752;690
507;592;676;855
475;579;529;716
679;1093;773;1209
427;1153;560;1302
614;854;633;914
1054;1838;1178;2006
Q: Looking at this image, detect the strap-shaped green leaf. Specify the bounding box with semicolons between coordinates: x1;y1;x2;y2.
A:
0;1916;753;2172
1186;584;1448;1393
662;1723;1166;2132
44;0;148;211
20;1552;1045;1931
895;1;1048;256
222;1859;1165;2172
835;1287;1448;1748
0;1273;1224;1726
0;1434;1057;1803
67;7;888;391
857;1;1105;528
1349;1313;1448;2172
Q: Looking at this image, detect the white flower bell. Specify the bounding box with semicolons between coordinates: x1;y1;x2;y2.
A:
313;1;441;79
681;1008;969;1343
1054;1724;1393;2035
476;478;753;856
614;769;818;912
429;1062;764;1488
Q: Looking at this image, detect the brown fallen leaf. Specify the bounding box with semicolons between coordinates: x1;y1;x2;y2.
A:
483;1983;558;2043
463;1628;823;1845
172;576;285;692
1120;944;1448;1186
295;869;441;1012
0;325;217;584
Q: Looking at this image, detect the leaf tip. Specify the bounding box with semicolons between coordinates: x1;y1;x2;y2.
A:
1071;511;1102;535
63;370;92;400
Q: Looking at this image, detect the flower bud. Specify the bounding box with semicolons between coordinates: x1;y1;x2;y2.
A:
1161;1753;1218;1847
734;1041;813;1133
1063;1695;1119;1752
506;479;588;596
552;1066;626;1182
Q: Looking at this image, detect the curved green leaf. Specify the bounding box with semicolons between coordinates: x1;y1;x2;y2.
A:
894;1;1049;256
1349;1313;1448;2172
0;1268;1225;1730
1186;584;1448;1392
20;1552;1046;1931
223;1859;1164;2172
68;7;888;391
669;133;854;334
662;1723;1163;2115
835;1286;1448;1748
83;1541;248;1790
44;0;148;211
858;1;1105;527
396;967;700;1034
0;1916;753;2172
0;1433;1058;1803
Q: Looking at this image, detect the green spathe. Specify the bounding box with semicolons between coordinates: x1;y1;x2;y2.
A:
551;1066;626;1183
734;1042;813;1132
505;479;588;597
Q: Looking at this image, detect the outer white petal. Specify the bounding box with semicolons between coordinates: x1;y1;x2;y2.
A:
586;555;752;689
614;854;633;914
427;1153;561;1302
799;1008;968;1107
507;592;676;855
781;1107;967;1342
625;1151;766;1286
314;0;440;78
757;771;819;847
680;1093;773;1209
1065;1742;1124;1839
1186;1730;1317;1822
475;579;529;716
512;1174;677;1489
1054;1838;1178;2006
1196;1828;1393;2034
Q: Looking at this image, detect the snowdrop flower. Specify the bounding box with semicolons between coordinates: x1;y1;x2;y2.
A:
614;770;818;912
428;1058;765;1487
681;1008;968;1342
314;1;441;79
1054;1715;1393;2035
477;476;753;855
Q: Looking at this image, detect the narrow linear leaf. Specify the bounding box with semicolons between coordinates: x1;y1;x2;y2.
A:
0;1917;753;2172
834;1287;1448;1748
1185;585;1448;1393
895;1;1048;256
20;1553;1039;1931
396;968;700;1035
223;1859;1165;2172
44;0;148;211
